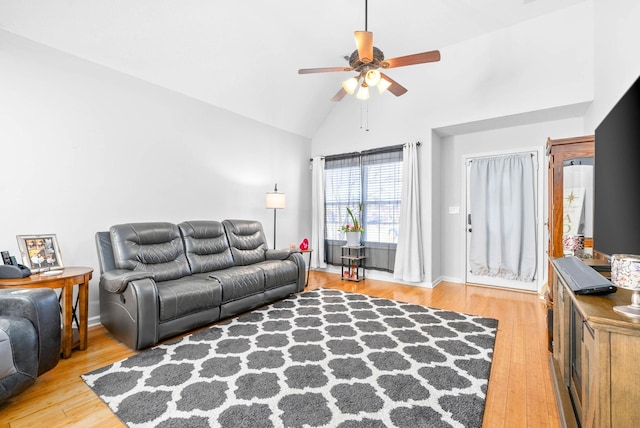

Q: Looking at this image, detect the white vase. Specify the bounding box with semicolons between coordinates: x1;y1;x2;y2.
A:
345;231;361;247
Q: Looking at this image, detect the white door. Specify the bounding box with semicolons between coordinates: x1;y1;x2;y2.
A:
465;150;541;293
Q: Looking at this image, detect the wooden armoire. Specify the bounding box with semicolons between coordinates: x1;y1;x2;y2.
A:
546;135;595;278
545;135;595;352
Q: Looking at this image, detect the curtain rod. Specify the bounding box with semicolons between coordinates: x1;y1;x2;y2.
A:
467;151;535;163
309;141;420;162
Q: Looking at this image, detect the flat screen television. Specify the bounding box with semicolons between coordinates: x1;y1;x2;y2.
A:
593;74;640;259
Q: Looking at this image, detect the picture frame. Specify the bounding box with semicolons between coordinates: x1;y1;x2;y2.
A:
16;234;64;273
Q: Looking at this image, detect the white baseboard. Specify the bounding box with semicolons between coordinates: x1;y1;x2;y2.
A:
438;275;465;285
88;315;101;328
311;267;435;288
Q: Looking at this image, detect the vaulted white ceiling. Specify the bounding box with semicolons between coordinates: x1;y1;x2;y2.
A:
0;0;586;138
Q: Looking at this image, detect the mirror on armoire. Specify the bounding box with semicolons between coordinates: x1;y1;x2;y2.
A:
562;157;594;259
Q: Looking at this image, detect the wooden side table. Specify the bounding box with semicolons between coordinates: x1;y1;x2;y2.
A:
0;266;93;358
300;249;313;287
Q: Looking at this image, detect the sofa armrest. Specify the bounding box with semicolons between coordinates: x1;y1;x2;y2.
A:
265;249;305;292
0;288;60;375
100;269;155;293
99;277;159;350
265;248;301;261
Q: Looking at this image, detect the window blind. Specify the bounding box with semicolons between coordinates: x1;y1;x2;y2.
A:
323;146;402;272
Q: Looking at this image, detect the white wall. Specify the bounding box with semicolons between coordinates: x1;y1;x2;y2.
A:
311;2;594;286
585;0;640;130
0;30;311;324
430;131;443;284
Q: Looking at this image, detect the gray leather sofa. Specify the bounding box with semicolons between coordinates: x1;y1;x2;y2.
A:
95;219;305;350
0;288;61;404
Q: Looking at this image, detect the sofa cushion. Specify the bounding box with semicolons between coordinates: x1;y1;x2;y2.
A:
178;221;234;273
208;266;264;304
256;260;299;289
110;222;191;282
222;220;268;266
156;277;222;322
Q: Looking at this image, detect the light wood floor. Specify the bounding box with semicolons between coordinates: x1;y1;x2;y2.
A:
0;271;560;427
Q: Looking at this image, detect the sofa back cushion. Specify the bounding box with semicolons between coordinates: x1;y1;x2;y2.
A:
178;221;234;273
222;220;268;266
109;222;190;282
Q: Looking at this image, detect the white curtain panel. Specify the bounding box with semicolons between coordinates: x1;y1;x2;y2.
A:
469;153;536;281
393;142;424;282
311;157;327;269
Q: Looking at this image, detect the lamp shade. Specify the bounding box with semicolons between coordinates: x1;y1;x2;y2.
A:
265;192;286;209
364;69;381;87
342;77;359;95
611;254;640;290
377;77;391;94
612;254;640;318
356;85;370;100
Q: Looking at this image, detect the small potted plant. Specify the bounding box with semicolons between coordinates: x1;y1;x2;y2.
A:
340;205;364;247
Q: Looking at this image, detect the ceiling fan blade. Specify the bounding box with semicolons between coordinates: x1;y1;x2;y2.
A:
354;31;374;63
380;72;408;97
381;50;441;69
331;87;348;102
298;66;353;74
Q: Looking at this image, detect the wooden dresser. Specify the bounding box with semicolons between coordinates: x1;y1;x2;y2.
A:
550;258;640;427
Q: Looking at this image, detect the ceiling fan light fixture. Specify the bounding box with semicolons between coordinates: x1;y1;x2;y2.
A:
297;0;441;102
356;84;370;100
377;77;391;94
364;69;381;87
342;76;359;95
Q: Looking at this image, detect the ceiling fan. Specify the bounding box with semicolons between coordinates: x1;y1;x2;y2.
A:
298;0;441;102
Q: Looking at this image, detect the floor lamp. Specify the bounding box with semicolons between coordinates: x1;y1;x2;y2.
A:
265;183;286;249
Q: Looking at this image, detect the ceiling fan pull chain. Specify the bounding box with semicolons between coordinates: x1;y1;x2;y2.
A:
366;102;370;131
359;102;370;132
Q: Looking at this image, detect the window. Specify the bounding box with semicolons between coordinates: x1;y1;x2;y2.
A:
325;155;361;241
324;146;403;272
361;149;403;245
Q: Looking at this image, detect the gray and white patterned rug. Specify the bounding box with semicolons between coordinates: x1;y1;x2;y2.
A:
82;288;498;428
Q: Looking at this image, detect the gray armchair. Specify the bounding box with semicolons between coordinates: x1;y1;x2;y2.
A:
0;288;61;404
